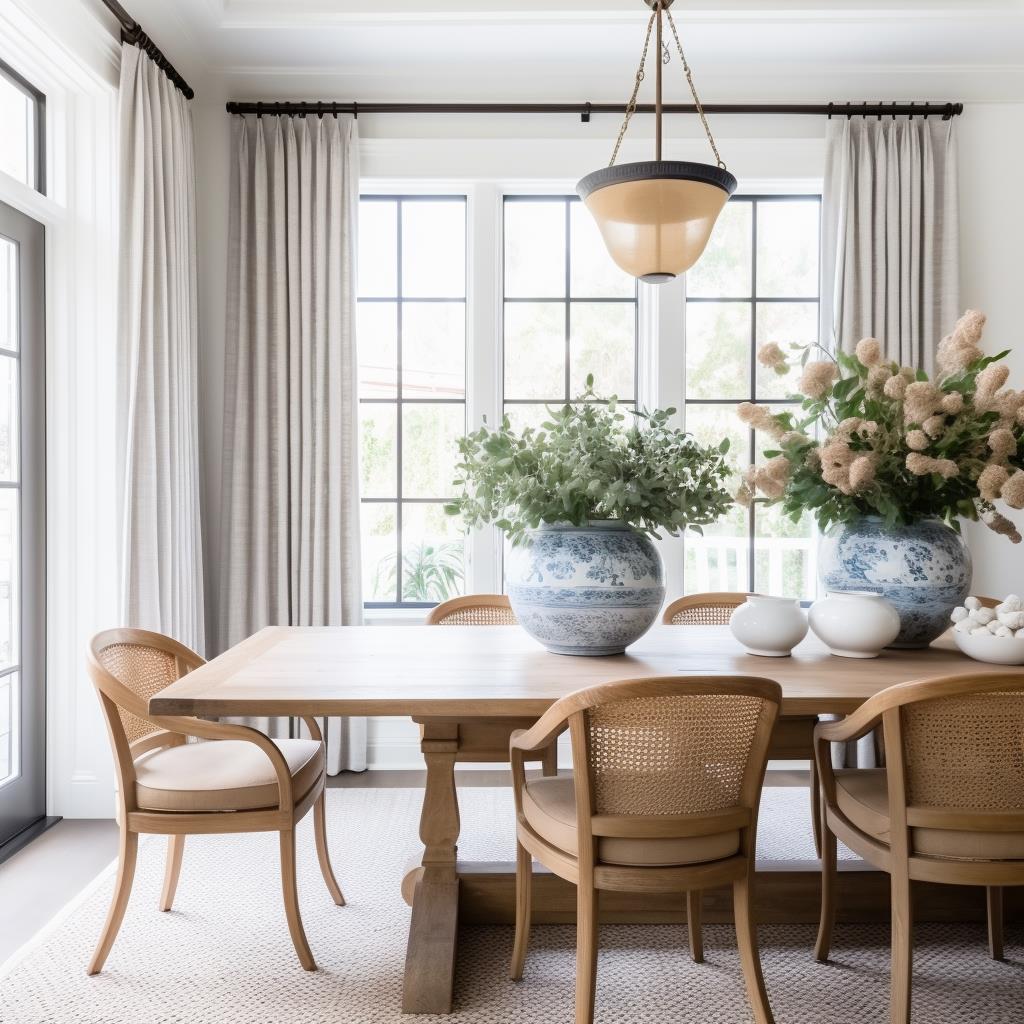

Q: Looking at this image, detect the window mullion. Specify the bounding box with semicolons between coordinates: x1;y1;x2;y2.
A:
465;183;501;594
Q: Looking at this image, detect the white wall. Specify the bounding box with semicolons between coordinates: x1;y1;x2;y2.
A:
958;102;1024;596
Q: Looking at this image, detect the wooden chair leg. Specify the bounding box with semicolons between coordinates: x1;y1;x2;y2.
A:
87;828;139;975
540;744;557;777
575;883;599;1024
159;834;185;912
809;757;822;859
814;822;837;962
733;874;775;1024
890;871;913;1024
279;828;316;971
510;840;532;980
313;791;345;906
686;889;704;963
986;886;1004;961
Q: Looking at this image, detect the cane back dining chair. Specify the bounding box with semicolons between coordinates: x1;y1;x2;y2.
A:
86;628;344;975
427;594;557;776
661;592;753;625
814;672;1024;1024
510;675;782;1024
662;591;822;958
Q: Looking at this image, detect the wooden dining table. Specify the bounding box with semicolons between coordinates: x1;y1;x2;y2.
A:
149;623;1017;1014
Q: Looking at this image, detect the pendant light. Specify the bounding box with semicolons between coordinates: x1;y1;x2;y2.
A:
577;0;736;284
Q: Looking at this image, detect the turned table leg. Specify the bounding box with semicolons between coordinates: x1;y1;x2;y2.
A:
402;720;461;1014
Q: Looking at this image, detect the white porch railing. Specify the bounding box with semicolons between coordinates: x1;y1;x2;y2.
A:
684;533;818;600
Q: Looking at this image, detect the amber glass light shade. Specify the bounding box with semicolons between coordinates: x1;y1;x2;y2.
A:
577;160;737;283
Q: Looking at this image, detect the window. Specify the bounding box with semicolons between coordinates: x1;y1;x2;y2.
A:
682;196;821;599
0;60;44;194
357;196;468;608
355;186;819;611
502;196;638;430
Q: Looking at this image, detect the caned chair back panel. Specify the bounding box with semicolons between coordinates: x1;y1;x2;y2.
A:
901;691;1024;811
89;628;205;746
584;691;772;816
662;592;752;626
426;594;518;626
554;676;780;825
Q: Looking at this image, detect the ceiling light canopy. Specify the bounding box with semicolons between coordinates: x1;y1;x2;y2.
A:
577;0;736;285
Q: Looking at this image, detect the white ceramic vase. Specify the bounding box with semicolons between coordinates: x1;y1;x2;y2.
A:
728;595;808;657
808;590;901;659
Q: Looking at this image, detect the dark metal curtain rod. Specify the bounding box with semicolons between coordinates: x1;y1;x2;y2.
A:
225;100;963;121
100;0;195;100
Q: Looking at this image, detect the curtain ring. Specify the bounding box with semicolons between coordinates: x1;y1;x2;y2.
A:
255;101;263;119
908;100;914;120
353;101;358;120
581;101;591;124
845;101;852;120
827;101;833;120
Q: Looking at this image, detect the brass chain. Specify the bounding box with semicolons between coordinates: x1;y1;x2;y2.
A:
665;6;726;169
608;9;657;167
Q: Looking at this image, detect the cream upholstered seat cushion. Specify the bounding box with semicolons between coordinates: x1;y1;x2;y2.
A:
835;768;1024;862
521;776;740;867
134;739;323;812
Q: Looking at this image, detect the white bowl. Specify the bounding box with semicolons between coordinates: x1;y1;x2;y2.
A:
954;630;1024;666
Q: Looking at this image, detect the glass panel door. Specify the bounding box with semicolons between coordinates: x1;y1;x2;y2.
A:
0;200;44;849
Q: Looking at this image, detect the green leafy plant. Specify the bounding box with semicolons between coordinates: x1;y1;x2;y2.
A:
740;311;1024;541
373;541;465;602
444;378;734;546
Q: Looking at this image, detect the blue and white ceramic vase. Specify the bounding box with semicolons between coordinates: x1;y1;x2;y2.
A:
817;516;971;649
506;520;665;656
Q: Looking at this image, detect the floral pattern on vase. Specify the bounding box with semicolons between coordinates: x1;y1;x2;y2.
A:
817;516;971;649
507;521;665;656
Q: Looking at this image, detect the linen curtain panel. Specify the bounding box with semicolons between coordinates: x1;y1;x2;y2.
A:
220;113;365;774
117;43;205;653
820;116;959;373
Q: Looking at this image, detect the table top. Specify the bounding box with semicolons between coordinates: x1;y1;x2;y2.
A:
147;624;1022;720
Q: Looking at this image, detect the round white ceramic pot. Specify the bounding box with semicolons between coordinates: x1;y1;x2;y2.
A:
808;590;901;659
728;595;808;657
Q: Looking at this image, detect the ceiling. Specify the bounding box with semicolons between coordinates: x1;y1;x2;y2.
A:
111;1;1024;102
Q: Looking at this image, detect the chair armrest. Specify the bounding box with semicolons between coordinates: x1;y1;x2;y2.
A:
150;715;295;812
509;708;569;754
813;699;884;746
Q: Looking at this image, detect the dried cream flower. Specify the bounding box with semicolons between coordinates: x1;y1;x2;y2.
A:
855;337;883;366
736;402;785;438
978;464;1010;502
780;430;808;445
988;428;1017;459
906;453;958;478
982;508;1022;544
883;374;908;400
905;429;929;451
977;364;1010;397
1001;470;1024;510
756;343;788;374
923;414;947;439
941;392;964;415
903;381;942;424
936;310;986;378
798;360;838;400
835;417;863;436
866;365;892;394
848;455;877;491
734;482;754;508
909;454;954;477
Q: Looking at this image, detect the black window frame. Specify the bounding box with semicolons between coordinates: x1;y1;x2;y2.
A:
501;193;640;415
683;193;822;596
0;59;45;196
358;193;468;610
